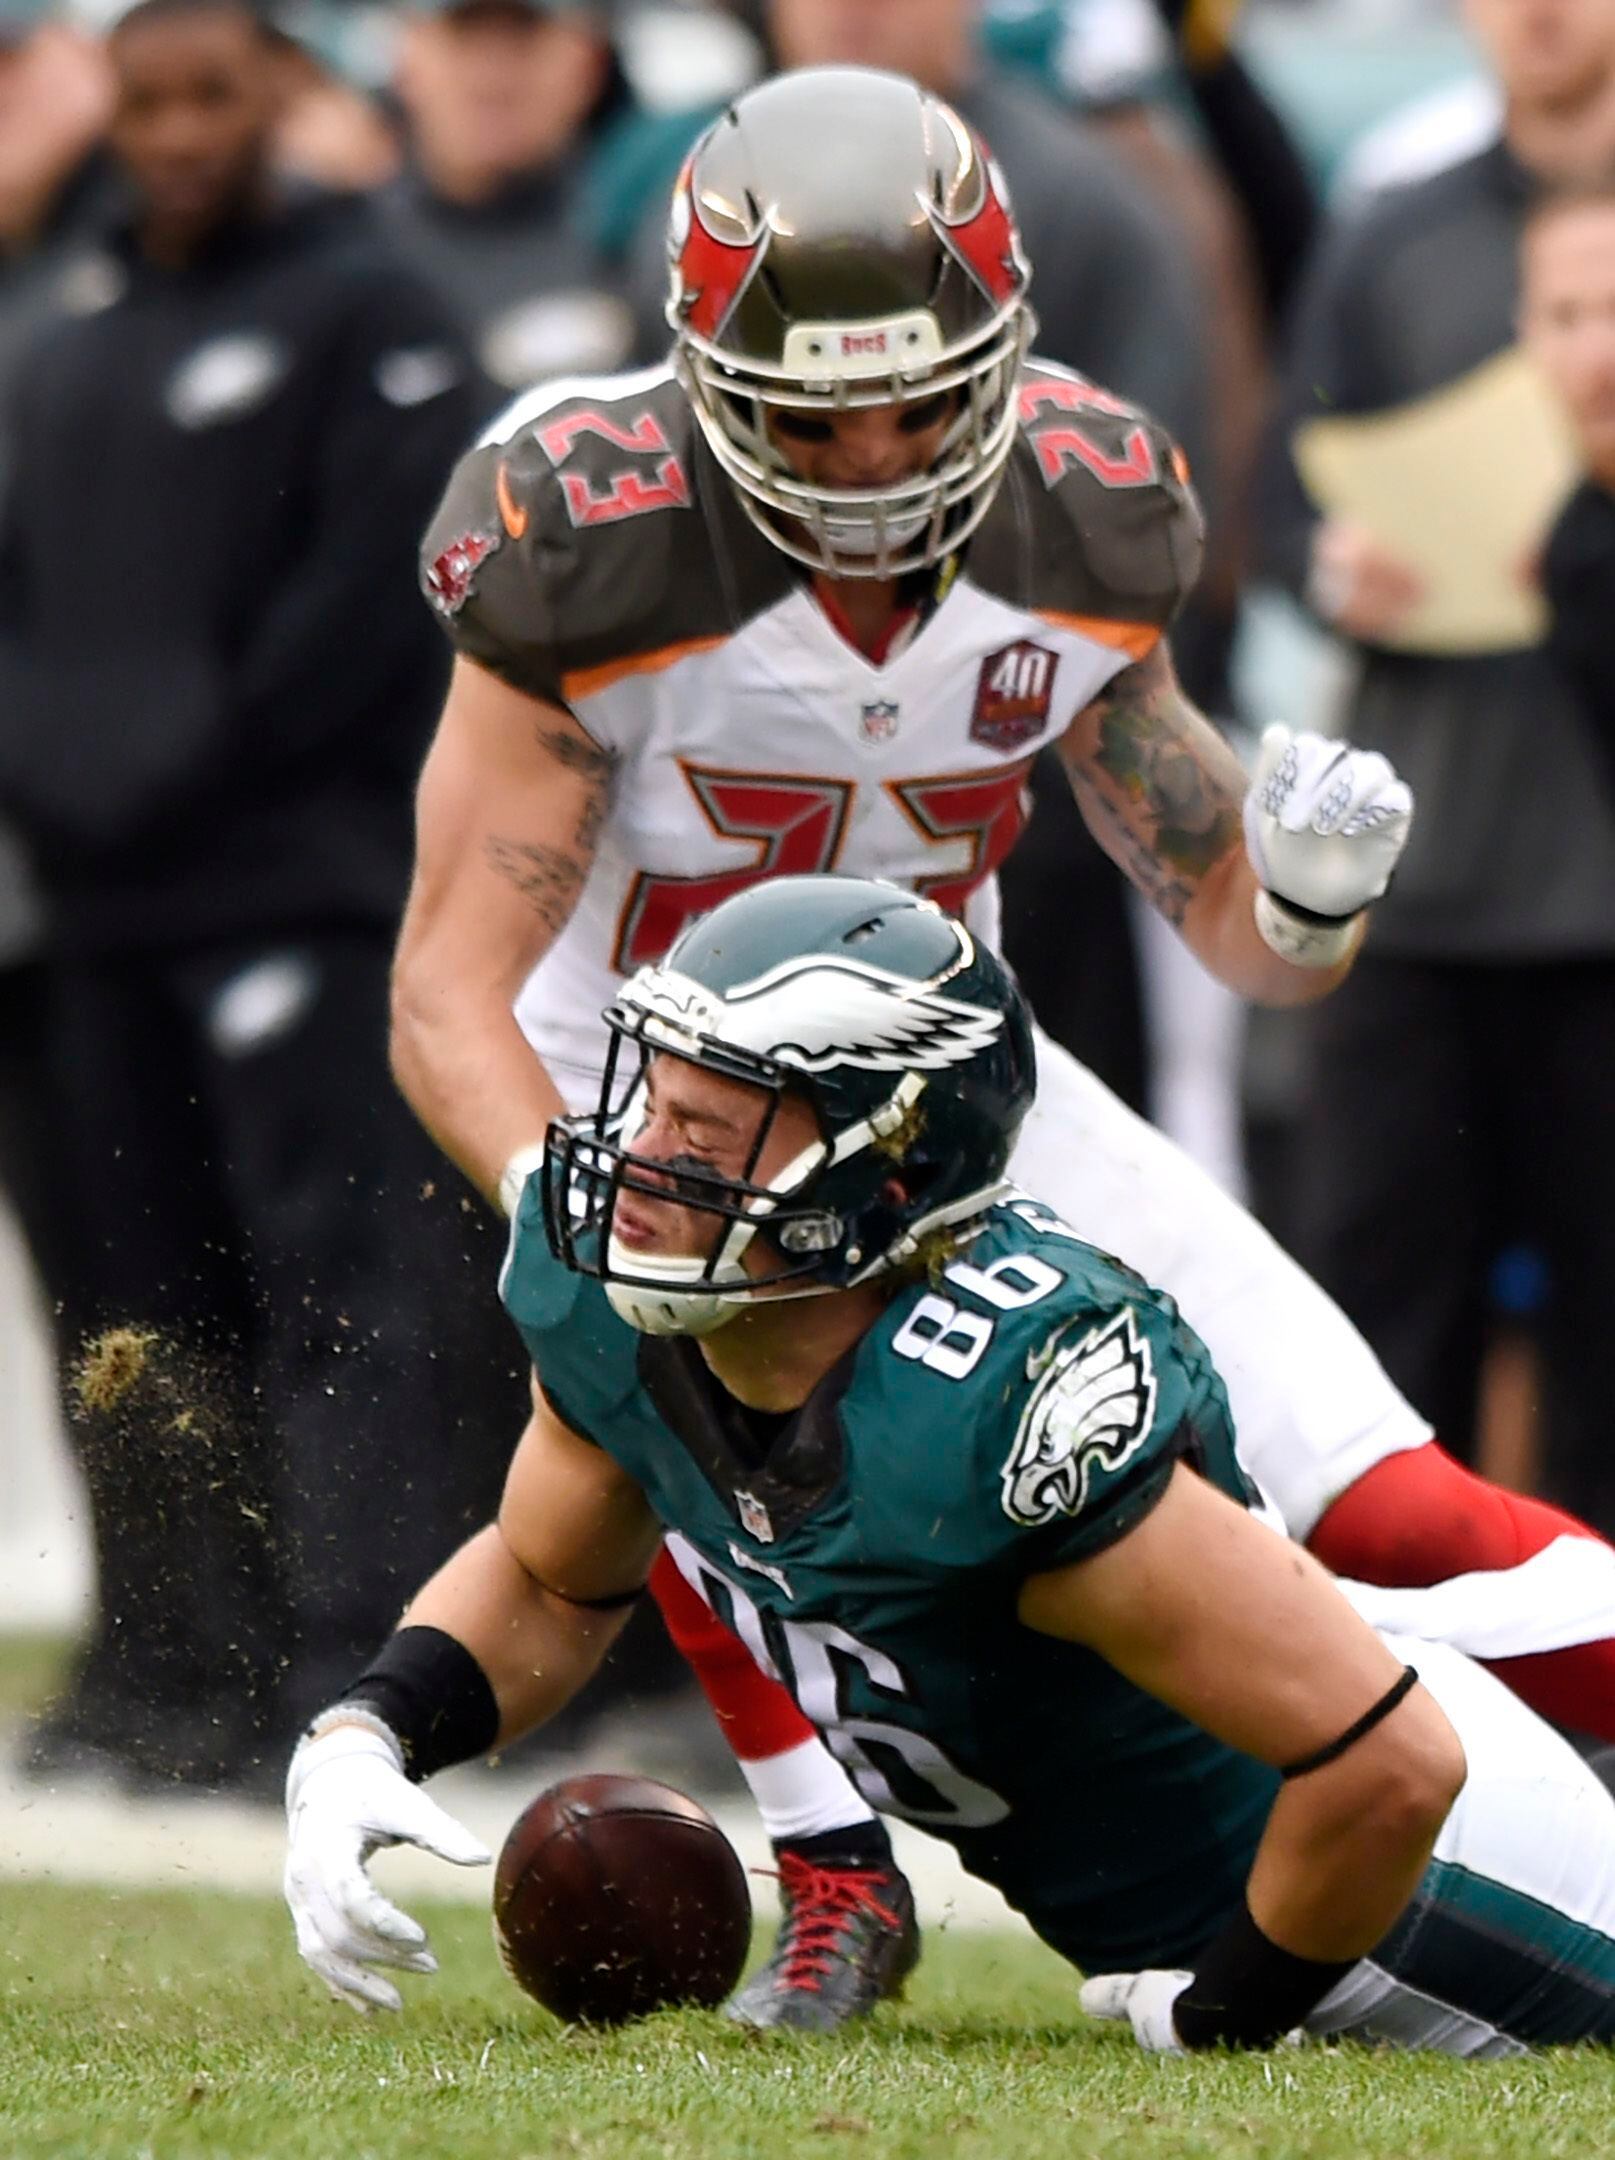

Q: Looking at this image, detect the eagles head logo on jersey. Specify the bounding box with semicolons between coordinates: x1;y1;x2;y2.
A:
542;875;1036;1337
1001;1309;1158;1528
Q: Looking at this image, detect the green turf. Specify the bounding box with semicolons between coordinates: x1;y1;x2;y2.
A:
2;1883;1613;2158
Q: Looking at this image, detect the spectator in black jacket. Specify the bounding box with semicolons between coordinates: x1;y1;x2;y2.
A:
0;5;114;1375
1527;178;1615;810
379;0;633;398
0;0;520;1795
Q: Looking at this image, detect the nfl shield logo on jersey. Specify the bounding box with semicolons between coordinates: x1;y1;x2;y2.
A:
735;1489;775;1544
859;699;900;745
971;641;1060;752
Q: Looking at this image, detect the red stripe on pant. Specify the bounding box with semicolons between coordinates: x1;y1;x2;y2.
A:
1307;1440;1615;1740
649;1545;815;1762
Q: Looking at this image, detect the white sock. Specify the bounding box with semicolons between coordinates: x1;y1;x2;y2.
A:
740;1735;877;1844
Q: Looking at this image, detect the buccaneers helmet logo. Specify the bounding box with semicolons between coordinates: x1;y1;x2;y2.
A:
668;159;769;342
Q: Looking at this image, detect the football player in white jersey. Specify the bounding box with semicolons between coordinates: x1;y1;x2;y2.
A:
385;66;1615;2028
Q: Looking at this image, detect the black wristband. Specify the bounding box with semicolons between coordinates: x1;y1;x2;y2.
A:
337;1624;500;1783
1172;1901;1355;2050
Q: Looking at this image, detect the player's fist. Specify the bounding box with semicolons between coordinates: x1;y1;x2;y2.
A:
283;1719;490;2013
1079;1968;1193;2052
1242;726;1413;966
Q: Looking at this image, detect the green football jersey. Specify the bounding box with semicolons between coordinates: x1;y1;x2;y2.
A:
503;1193;1279;1973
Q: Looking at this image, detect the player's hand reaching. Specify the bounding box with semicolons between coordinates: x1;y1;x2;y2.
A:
1242;725;1414;967
1079;1968;1193;2051
283;1719;491;2012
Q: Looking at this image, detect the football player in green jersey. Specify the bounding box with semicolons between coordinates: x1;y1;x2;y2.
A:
285;875;1615;2052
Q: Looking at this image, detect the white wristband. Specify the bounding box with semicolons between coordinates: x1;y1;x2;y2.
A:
497;1142;548;1220
1254;890;1362;970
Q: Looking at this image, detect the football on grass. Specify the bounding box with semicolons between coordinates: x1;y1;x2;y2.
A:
493;1772;753;2024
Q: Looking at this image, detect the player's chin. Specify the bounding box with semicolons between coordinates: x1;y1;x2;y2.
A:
611;1204;709;1262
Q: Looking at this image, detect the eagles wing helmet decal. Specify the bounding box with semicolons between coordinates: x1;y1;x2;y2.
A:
1001;1309;1157;1528
634;954;1005;1076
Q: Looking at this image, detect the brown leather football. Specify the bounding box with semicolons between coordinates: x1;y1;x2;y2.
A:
492;1773;753;2024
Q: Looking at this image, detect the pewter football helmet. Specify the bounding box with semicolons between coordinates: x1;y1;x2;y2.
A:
666;66;1034;579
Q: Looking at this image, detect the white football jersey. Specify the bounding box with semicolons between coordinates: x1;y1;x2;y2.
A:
424;359;1195;1095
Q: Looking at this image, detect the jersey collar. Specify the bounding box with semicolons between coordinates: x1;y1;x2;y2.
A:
636;1331;861;1544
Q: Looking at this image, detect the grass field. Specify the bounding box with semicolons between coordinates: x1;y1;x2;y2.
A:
3;1881;1613;2160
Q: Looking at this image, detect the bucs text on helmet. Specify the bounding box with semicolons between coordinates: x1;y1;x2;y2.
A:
542;876;1038;1337
665;65;1035;581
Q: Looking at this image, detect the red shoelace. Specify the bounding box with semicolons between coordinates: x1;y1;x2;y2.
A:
762;1852;904;1994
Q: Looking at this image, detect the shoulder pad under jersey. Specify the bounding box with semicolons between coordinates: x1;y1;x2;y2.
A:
419;364;737;710
969;358;1205;654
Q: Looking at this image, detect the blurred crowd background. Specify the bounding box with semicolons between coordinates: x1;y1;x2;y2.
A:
2;0;1613;1800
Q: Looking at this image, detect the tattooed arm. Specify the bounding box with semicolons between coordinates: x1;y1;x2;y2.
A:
1057;644;1362;1006
391;654;616;1202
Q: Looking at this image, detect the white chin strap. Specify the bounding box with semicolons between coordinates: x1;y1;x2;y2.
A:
602;1238;746;1338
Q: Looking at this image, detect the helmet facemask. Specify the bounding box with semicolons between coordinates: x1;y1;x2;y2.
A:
665;69;1036;581
543;1018;836;1337
541;970;1003;1337
676;301;1032;580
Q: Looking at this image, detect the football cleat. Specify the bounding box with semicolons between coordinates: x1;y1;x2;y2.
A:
726;1849;921;2033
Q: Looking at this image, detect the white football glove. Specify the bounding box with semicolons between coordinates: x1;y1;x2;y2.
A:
1079;1968;1193;2052
283;1718;491;2013
1242;725;1413;966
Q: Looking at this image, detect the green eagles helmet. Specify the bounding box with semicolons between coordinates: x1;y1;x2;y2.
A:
542;875;1038;1336
665;64;1034;580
